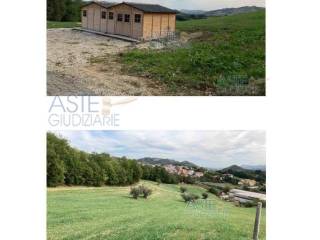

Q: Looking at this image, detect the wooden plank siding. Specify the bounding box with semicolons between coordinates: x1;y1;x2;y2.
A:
81;3;176;40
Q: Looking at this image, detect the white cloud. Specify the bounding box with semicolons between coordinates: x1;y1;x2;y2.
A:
54;130;266;169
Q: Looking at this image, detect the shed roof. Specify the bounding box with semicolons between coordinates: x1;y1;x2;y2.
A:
121;2;178;13
82;1;178;13
81;1;116;9
230;189;266;201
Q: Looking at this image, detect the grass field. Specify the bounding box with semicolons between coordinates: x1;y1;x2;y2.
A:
47;180;266;240
120;11;265;95
47;21;81;29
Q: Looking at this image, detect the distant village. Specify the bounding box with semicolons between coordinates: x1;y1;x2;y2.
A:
163;164;204;178
140;159;266;206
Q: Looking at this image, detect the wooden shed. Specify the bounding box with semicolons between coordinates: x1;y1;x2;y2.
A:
81;1;178;40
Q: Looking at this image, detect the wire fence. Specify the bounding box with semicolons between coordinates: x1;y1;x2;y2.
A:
148;31;181;49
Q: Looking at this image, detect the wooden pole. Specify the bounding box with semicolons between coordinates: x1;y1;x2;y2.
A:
253;202;262;240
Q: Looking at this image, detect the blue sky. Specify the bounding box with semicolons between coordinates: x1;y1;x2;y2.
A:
54;130;266;169
111;0;265;11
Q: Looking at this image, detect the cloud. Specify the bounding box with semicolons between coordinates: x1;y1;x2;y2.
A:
54;130;266;169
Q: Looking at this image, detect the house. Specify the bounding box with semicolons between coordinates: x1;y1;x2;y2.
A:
194;172;204;178
81;1;178;40
164;164;176;174
228;189;266;203
238;179;257;187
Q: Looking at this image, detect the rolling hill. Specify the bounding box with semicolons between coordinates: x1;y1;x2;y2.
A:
205;6;265;17
180;6;265;17
138;157;198;168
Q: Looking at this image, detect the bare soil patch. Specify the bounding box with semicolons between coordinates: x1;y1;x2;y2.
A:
47;29;168;96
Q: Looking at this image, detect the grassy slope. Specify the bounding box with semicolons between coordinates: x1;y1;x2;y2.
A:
48;181;266;240
120;11;265;95
47;21;81;29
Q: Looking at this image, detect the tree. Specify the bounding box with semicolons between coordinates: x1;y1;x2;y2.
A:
47;133;68;186
130;187;140;199
47;0;66;21
47;147;65;187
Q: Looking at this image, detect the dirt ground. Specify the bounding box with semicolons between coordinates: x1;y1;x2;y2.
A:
47;29;168;96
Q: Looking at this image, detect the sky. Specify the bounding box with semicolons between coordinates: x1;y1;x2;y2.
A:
54;130;266;169
104;0;265;11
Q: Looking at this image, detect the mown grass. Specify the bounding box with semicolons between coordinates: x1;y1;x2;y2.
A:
47;21;81;29
48;180;266;240
120;11;265;95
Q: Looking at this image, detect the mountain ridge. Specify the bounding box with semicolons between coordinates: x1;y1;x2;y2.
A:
179;6;265;17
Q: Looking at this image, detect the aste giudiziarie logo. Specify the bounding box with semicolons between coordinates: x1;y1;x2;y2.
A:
48;96;136;128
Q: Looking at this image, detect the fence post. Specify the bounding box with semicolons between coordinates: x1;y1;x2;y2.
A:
253;202;262;240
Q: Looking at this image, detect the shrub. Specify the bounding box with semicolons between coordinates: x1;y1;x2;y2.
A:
241;201;256;208
202;192;208;199
223;185;231;193
208;187;221;196
140;185;152;199
180;186;187;193
181;193;199;202
130;187;140;199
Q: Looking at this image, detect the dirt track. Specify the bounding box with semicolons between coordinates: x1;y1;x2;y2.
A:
47;29;167;96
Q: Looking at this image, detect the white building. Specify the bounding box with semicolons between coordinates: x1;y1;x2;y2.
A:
228;189;266;203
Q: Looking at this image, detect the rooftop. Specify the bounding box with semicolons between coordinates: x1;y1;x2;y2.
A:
230;189;266;201
82;1;178;13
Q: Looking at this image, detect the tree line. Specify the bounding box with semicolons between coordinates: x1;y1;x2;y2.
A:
47;0;83;22
47;133;187;187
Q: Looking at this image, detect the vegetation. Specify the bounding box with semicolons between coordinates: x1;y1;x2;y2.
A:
47;133;142;187
219;165;266;184
47;21;81;28
180;186;187;193
47;133;192;187
140;185;153;199
130;186;141;199
202;192;209;199
47;181;266;240
209;187;221;196
176;13;207;21
120;11;265;95
181;193;200;202
141;164;180;184
47;0;83;22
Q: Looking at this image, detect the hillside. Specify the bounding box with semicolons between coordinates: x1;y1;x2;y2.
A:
138;157;198;168
47;181;266;240
205;6;265;17
219;165;266;183
120;10;265;96
180;9;206;15
241;164;266;171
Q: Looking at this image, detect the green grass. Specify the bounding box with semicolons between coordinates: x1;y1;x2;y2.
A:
120;11;265;95
48;180;266;240
47;21;81;29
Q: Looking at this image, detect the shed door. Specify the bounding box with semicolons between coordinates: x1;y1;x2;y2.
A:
115;12;132;37
87;8;94;30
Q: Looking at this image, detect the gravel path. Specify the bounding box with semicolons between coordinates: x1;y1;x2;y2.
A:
47;29;167;96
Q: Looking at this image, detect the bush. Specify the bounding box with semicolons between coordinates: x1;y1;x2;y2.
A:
130;187;140;199
241;201;256;208
140;185;152;199
202;192;208;199
223;185;231;193
208;187;221;196
130;185;152;199
181;193;199;202
180;186;187;193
